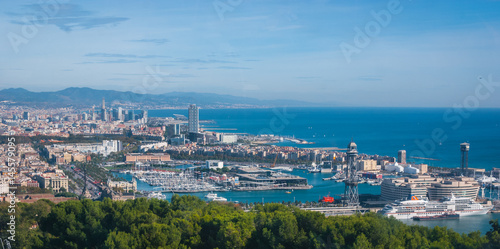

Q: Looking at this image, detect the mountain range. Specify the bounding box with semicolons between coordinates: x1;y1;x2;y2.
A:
0;87;326;108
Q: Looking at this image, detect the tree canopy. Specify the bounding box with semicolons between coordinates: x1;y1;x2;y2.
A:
0;196;498;249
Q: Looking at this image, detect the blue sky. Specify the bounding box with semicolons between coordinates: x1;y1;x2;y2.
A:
1;0;500;107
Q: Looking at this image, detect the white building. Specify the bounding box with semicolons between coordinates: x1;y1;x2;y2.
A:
204;160;224;169
219;134;238;143
381;175;439;201
107;179;137;192
404;166;420;174
385;162;404;173
102;140;123;156
49;140;122;157
0;181;9;194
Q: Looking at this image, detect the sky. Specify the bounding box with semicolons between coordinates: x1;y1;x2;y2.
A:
1;0;500;107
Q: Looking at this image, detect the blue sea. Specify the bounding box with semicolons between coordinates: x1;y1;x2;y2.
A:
149;107;500;170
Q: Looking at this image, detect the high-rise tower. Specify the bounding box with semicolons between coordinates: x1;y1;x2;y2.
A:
343;140;359;207
117;107;123;121
143;110;148;122
101;97;107;121
460;142;470;175
188;104;199;133
398;150;406;164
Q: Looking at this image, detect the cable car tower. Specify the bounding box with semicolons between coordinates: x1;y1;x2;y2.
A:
343;140;359;207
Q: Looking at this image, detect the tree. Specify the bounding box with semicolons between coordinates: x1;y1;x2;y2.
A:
353;234;373;249
123;128;133;138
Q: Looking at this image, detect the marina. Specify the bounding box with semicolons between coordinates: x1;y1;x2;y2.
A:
124;169;224;193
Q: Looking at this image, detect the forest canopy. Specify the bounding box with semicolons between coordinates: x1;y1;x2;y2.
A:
0;195;499;249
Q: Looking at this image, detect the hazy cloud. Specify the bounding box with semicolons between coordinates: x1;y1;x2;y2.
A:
217;66;252;70
128;38;169;44
170;58;235;64
8;4;129;32
77;59;139;64
296;76;320;79
358;76;383;81
85;53;170;59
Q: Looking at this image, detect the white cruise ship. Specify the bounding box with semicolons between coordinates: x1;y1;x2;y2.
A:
379;194;492;219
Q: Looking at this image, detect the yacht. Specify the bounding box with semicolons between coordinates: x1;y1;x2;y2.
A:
204;193;227;202
477;175;497;184
308;163;321;173
273;166;293;172
147;191;166;200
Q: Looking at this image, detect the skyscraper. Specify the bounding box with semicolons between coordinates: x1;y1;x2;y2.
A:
117;107;123;121
461;142;470;175
398;150;406;164
188;104;199;133
142;110;148;123
128;110;135;121
101;97;107;121
102;109;108;121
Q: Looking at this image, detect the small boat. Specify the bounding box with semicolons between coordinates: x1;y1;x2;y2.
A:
319;194;335;203
285;191;292;194
413;213;459;221
308;165;321;173
204;193;227;202
147;191;166;200
273;166;293;172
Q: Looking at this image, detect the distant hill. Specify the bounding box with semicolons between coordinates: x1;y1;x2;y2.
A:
0;87;325;108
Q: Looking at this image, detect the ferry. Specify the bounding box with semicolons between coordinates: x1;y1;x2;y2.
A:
379;194;493;219
204;193;227;202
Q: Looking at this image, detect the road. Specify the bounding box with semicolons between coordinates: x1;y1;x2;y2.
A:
63;165;102;199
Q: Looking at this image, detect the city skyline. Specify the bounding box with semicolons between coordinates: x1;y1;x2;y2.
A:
1;1;500;107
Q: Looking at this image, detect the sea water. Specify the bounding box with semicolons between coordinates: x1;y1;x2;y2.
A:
149;107;500;170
